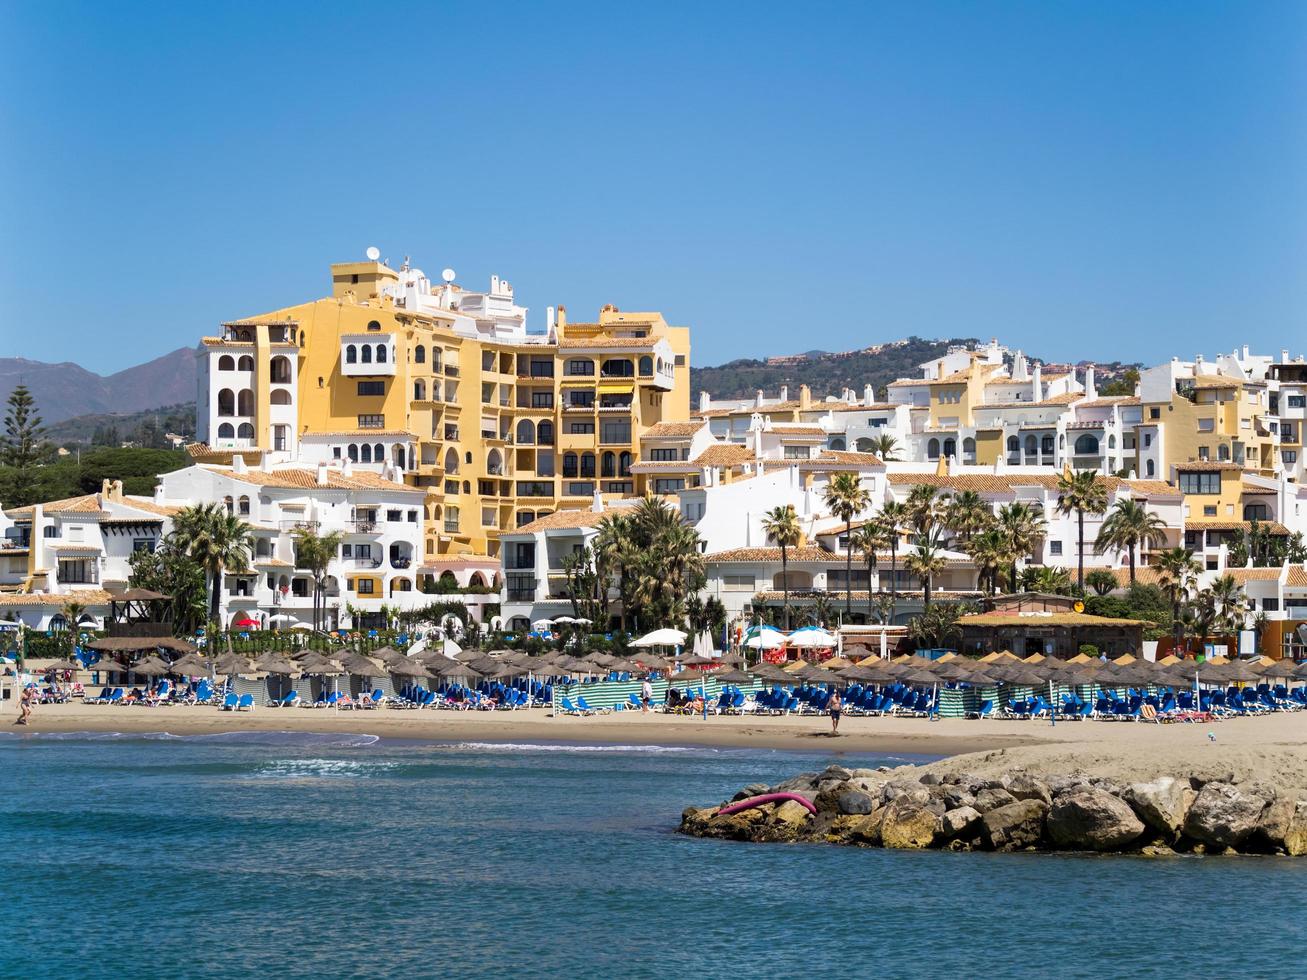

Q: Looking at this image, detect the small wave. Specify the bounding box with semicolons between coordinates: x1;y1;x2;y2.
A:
168;731;382;748
448;741;704;754
252;757;398;779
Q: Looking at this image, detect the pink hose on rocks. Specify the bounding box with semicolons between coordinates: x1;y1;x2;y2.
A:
717;792;817;816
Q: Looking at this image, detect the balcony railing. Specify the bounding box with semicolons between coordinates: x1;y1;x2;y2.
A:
444;365;460;377
279;520;320;531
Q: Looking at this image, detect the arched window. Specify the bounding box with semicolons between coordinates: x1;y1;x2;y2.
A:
602;452;616;477
237;423;254;439
1218;444;1230;461
361;444;373;463
376;345;388;363
237;390;254;416
218;355;235;370
487;449;503;475
537;420;554;445
1146;459;1155;477
270;356;291;383
43;525;58;538
580;452;595;478
414;345;426;364
393;445;405;467
563;452;578;478
1041;435;1055;455
1243;503;1269;521
830;437;846;451
367;320;381;332
374;443;384;461
638;355;653;375
962;437;976;461
217;389;235;416
1107;434;1117;449
217;423;234;438
237;355;254;371
414;380;426;400
942;438;956;459
1024;435;1038;456
347;444;359;462
444;448;459;474
346;345;357;364
1007;436;1020;453
619;451;631;476
1074;434;1100;455
271;389;291;405
223;496;234;513
238;495;250;515
465;451;472;465
927;438;940;460
516;419;535;445
361;345;372;363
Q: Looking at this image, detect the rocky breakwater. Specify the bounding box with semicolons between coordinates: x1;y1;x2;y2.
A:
680;764;1307;856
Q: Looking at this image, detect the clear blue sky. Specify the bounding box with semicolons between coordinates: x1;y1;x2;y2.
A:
3;1;1305;373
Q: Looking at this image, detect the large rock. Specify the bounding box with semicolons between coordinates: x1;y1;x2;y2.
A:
832;810;885;846
982;800;1049;851
1284;802;1307;857
941;805;982;839
1249;799;1296;854
881;797;940;849
773;799;814;828
943;788;977;811
881;780;932;805
733;783;770;802
1123;777;1193;839
837;790;877;815
1005;773;1052;806
973;787;1018;813
1047;789;1146;851
1183;783;1271;849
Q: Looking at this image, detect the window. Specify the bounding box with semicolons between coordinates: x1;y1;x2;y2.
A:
132;538;154;553
237;423;255;439
783;445;809;459
358;414;385;429
366;320;381;332
345;345;357;364
43;526;58;539
1196;418;1215;433
1285;451;1299;464
1178;471;1221;495
927;438;940;460
567;359;594;376
1150;407;1161;419
1288;395;1306;409
1073;434;1099;455
1197;447;1210;461
562;453;578;478
638;355;653;375
357;381;385;396
653;478;686;493
580;453;595;478
722;575;754;592
218;355;235;370
217;423;234;439
569;421;595;434
600;420;631;444
1049;541;1062;556
1203;505;1217;517
238;496;250;516
386;510;401;522
361;345;372;363
568;390;595;409
601;358;634;377
649;448;679;461
531;392;554;409
357;578;375;595
376;345;387;363
675;355;686;367
414;345;425;364
529;360;554;378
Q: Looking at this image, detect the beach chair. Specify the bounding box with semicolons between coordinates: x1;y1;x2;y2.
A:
235;693;255;712
220;692;239;711
575;695;609;715
966;699;994;720
557;696;589;716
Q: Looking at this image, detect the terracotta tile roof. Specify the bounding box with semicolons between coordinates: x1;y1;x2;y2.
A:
706;546;842;563
888;371;972;388
253;557;293;567
302;430;417;439
1125;480;1183;497
6;494;104;519
1077;396;1141;408
821;402;898;413
558;336;660;349
1190;374;1242;389
204;466;424;494
641;421;705;439
886;473;1177;497
1107;567;1165;587
185;443;264;464
690;444;755;468
1241;482;1278;496
980;392;1083;409
798;450;884;471
959;611;1150;627
627;460;698;474
768;425;827;437
512;509;613;533
200;338;254;347
1175;462;1244;472
420;556;499;569
1225;567;1283;582
1187;519;1289;535
1286;566;1307;587
694;401;804;418
0;589;113;607
119;496;183;518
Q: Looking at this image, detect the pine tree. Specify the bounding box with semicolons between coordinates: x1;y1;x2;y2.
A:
1;385;46;468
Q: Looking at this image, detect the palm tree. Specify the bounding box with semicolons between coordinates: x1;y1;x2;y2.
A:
594;513;635;631
1155;546;1201;655
944;489;990;546
761;504;802;630
867;434;899;461
1084;568;1119;596
905;483;943;533
879;500;910;624
1055;469;1109;593
59;599;87;662
904;530;948;608
1097;499;1169;586
171;502;255;624
965;527;1008;599
1207;574;1247;638
995;502;1045;593
851;521;888;625
821;473;870;618
292;527;344;631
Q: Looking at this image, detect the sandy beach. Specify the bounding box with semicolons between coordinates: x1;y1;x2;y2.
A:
12;701;1307;780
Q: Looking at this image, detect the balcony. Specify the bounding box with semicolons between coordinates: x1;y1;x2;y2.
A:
347;557;383;569
444;365;460;378
278;519;321;531
348;519;380;533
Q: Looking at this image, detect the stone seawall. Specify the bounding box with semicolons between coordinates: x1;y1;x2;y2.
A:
680;763;1307;856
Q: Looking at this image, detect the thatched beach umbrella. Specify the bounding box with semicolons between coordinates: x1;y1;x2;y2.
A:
337;650;386;676
39;657;83;672
714;669;754;684
213;652;254;676
130;655;172;676
169;653;213;676
1259;659;1299;680
749;663;793;683
253;652;300;675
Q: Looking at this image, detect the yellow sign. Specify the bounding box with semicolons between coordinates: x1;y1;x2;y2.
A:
1073;600;1085;614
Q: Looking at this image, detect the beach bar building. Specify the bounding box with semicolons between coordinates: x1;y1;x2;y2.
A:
957;593;1146;660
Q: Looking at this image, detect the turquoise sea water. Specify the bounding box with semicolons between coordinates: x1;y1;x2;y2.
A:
3;731;1306;979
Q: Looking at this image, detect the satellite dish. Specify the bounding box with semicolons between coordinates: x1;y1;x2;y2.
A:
441;268;456;283
365;246;381;261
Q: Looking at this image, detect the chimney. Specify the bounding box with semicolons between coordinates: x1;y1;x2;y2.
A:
698;391;711;412
546;306;555;330
591;488;604;513
232;454;247;475
316;462;329;486
341;458;353;478
556;305;567;329
864;384;875;406
1032;363;1043;402
755;389;765;408
1084;366;1097;400
1282;349;1290;364
799;384;811;410
1242;345;1250;360
779;385;788;403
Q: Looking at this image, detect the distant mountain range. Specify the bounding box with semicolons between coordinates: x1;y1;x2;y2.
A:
0;347;197;424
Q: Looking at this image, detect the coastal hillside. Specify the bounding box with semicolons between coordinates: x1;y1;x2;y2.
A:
0;347;197;424
43;402;196;448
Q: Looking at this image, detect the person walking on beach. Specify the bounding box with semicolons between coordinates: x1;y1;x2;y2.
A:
640;677;653;713
828;689;842;735
16;685;34;726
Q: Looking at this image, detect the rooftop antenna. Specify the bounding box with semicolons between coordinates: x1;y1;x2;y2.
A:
365;246;381;262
